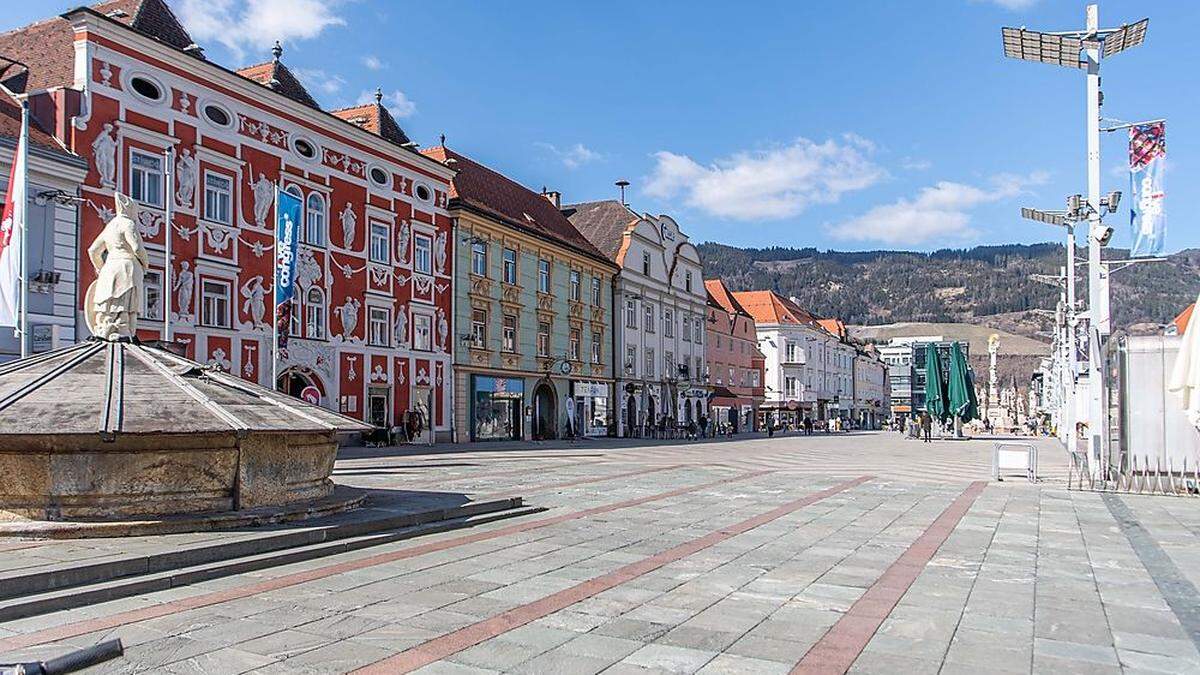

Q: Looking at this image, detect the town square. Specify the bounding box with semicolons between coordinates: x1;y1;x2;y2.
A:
0;0;1197;673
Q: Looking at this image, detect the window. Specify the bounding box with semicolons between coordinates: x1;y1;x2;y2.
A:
129;75;163;102
538;259;551;293
368;166;390;188
292;137;317;160
304;193;326;246
642;251;651;276
413;234;432;274
502;248;517;284
413;314;433;351
665;351;674;377
591;277;601;305
143;269;163;320
569;328;580;361
591;331;602;364
644;304;655;333
203;172;232;225
696;357;704;380
368;307;390;346
129;150;163;208
645;348;656;378
200;279;231;328
369;221;390;263
537;321;551;357
471;308;487;348
305;287;326;339
694;319;703;345
289;295;302;337
625;299;637;329
786;376;797;397
663;308;673;337
685;271;693;292
752;371;760;387
502;314;517;352
414;183;432;203
569;270;580;302
625;346;637;375
471;242;488;276
682;313;691;341
202;103;231;128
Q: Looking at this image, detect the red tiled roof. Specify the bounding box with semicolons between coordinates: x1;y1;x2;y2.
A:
1173;303;1194;334
0;91;69;153
732;290;823;329
329;101;410;147
704;278;751;317
0;0;196;94
817;318;846;339
563;199;640;261
235;60;320;110
419;146;614;267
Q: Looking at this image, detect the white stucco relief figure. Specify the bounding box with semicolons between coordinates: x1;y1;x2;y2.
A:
436;306;449;352
396;221;410;263
208;347;231;372
434;230;447;274
295;247;321;290
175;149;197;207
334;297;361;341
85;193;149;340
240;275;267;329
247;171;274;228
91;123;118;188
174;260;194;319
394;304;408;346
339;203;357;250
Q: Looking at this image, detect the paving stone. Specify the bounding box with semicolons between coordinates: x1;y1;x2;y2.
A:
622;643;719;673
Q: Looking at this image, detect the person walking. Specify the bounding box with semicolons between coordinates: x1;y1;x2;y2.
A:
920;411;932;443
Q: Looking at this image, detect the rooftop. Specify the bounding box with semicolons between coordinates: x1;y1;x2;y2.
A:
563;199;640;262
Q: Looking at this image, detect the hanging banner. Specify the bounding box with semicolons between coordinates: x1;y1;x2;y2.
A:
0;112;27;327
274;188;302;348
1129;122;1165;257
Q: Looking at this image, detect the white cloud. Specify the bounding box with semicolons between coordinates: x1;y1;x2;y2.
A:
536;142;602;169
292;68;345;95
362;55;384;71
177;0;346;60
357;89;417;118
978;0;1039;10
643;136;885;220
901;157;932;171
828;172;1048;245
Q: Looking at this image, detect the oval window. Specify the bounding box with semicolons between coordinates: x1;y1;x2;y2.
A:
369;166;389;187
294;139;316;159
203;104;230;127
130;76;162;101
415;184;431;202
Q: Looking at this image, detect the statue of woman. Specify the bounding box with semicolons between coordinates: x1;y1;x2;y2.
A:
86;193;150;340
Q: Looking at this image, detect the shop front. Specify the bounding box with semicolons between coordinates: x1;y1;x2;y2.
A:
571;381;611;437
471;375;525;441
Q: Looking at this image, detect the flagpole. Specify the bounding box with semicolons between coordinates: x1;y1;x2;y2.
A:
162;146;174;341
271;183;279;392
17;100;28;358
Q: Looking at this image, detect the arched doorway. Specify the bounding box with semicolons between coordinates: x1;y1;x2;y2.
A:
684;398;694;424
647;395;657;428
625;395;637;437
532;381;557;440
276;367;324;404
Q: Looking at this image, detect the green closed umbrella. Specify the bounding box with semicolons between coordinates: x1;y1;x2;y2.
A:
946;342;978;423
924;343;948;423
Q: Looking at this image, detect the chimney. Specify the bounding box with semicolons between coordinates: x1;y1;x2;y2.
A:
543;189;561;209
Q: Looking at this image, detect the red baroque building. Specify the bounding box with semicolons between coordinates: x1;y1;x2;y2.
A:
0;0;456;435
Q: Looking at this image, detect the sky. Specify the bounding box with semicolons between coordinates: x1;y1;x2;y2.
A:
3;0;1196;253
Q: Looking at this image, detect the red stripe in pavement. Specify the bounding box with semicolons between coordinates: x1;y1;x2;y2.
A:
790;480;988;675
351;476;874;675
0;469;772;651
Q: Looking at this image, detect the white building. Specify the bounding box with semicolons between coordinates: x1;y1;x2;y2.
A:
852;346;889;428
0;92;89;361
567;200;708;436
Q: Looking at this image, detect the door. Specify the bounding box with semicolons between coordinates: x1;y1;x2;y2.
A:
625;395;637;437
533;382;557;440
367;387;389;429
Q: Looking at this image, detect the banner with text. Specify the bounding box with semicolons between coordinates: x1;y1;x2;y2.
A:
1129;122;1165;257
274;188;301;349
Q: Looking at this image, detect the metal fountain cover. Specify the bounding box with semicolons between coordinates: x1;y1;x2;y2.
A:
0;340;371;437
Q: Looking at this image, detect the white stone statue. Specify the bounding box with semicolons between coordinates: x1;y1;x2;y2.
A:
334;297;361;340
247;171;274;228
296;247;321;290
434;230;447;274
85;193;149;340
436;306;449;352
175;148;197;207
394;304;408;346
91;123;118;188
397;221;410;263
174;260;194;318
240;275;267;329
339;203;357;250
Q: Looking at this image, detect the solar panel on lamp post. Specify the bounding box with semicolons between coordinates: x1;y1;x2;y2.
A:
1003;4;1149;480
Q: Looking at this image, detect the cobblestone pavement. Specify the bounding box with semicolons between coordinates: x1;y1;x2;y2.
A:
2;432;1198;674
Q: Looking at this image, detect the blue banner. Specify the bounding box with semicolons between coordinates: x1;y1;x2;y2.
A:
1129;122;1165;257
274;188;301;347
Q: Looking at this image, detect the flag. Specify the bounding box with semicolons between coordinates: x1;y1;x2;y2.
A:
1129;122;1165;257
0;105;26;328
273;188;301;349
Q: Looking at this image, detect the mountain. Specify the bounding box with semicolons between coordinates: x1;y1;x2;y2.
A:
697;242;1200;338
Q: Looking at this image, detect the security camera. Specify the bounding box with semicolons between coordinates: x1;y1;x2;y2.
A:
1067;194;1083;216
1092;224;1114;246
1103;190;1122;214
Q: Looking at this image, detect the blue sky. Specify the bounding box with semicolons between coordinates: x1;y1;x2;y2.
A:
5;1;1195;252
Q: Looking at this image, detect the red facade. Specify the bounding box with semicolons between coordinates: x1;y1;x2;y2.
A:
8;4;455;431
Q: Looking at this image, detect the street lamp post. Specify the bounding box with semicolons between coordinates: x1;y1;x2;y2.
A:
1003;4;1148;478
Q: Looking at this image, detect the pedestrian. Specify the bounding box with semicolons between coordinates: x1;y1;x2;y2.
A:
920;411;932;443
767;416;775;437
